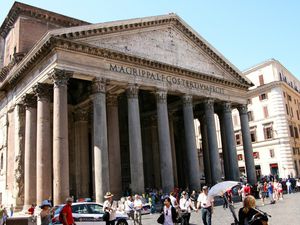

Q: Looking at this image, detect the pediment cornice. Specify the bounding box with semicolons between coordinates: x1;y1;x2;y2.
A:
54;14;252;87
1;37;250;91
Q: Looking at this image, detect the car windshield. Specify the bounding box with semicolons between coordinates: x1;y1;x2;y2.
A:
86;204;104;214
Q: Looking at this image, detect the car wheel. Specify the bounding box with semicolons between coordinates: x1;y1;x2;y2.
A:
116;219;128;225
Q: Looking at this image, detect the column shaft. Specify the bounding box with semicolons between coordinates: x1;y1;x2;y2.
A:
169;113;178;187
74;109;90;198
107;95;122;198
127;84;144;194
23;94;37;208
182;95;200;190
52;70;71;205
204;99;222;185
219;113;230;180
156;90;174;193
93;78;109;203
238;105;257;185
222;103;240;181
34;83;52;206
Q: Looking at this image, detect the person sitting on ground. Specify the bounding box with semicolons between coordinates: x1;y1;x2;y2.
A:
238;195;268;225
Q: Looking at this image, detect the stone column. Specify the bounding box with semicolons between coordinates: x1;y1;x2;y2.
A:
34;83;52;206
92;78;109;202
23;94;37;209
127;84;145;194
182;95;200;190
156;90;174;193
74;109;90;198
221;102;240;181
169;112;178;187
204;99;222;185
219;112;230;180
199;115;212;186
13;103;25;209
51;69;72;205
150;116;161;188
107;95;122;198
238;104;257;185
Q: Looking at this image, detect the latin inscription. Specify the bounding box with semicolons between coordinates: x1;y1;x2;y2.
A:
110;64;225;95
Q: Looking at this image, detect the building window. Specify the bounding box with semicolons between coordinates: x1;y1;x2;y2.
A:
233;115;239;127
269;149;275;158
259;93;268;101
263;106;269;118
263;124;273;139
290;107;294;117
248;111;254;121
290;125;294;137
237;154;243;161
259;75;264;86
286;104;289;115
288;95;292;101
294;127;299;138
253;152;260;159
283;91;286;98
235;133;242;145
297;110;300;120
0;153;3;170
250;129;256;142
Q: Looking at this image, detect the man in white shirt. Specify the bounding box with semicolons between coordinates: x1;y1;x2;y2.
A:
125;196;135;222
134;194;143;225
196;186;214;225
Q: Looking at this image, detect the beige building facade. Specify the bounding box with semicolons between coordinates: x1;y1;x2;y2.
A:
0;2;256;208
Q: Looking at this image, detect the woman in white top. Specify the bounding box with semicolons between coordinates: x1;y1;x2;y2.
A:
179;191;191;225
103;192;117;225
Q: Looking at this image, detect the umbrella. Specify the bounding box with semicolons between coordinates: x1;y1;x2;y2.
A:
208;181;240;197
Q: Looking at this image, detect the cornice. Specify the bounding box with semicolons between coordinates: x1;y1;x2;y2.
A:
0;1;90;38
0;36;250;92
55;15;252;87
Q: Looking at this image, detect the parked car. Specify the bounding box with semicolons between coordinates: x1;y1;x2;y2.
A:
52;202;128;225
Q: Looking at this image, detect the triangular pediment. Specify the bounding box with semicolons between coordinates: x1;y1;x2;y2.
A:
51;14;252;86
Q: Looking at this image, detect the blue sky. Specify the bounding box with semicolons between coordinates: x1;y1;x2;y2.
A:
1;0;300;77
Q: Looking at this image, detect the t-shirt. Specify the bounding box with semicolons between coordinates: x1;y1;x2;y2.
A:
197;193;214;208
244;186;251;195
28;207;35;215
61;204;74;225
125;200;134;213
163;206;173;225
170;195;177;207
134;199;143;210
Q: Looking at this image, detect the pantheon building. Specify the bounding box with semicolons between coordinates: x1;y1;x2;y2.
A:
0;2;256;208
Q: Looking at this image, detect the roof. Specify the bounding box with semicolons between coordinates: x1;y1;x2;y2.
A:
0;1;90;38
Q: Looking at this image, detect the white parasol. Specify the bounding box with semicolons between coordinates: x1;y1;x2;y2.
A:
208;181;240;197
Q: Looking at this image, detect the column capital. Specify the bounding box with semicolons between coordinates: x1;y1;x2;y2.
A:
107;94;118;107
222;102;232;113
22;94;37;108
182;94;193;106
74;109;89;122
156;90;167;104
50;69;72;87
33;83;52;101
237;104;248;115
204;98;214;110
92;77;106;94
127;84;139;98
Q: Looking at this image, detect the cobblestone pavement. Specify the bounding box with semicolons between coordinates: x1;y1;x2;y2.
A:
138;192;300;225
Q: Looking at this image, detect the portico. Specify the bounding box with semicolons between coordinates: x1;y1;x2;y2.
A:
0;2;256;208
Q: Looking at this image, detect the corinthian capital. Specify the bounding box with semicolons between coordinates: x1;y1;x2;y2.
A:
50;69;72;87
237;104;248;115
127;84;139;99
204;98;214;111
222;102;232;113
156;90;167;104
182;94;193;106
33;83;52;101
92;77;106;94
22;94;37;108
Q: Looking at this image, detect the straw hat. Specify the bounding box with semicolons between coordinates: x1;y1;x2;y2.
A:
104;192;114;198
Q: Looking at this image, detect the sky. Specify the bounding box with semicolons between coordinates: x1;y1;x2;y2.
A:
1;0;300;77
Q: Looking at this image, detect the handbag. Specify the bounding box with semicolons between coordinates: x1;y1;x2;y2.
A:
103;211;110;222
157;213;164;224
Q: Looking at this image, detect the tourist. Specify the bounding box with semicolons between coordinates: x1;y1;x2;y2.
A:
169;192;178;209
124;196;135;223
60;197;75;225
189;190;197;210
162;197;178;225
296;179;300;192
257;182;266;206
286;179;292;194
276;181;283;200
243;184;251;197
9;204;13;217
196;186;214;225
0;205;5;225
179;191;192;225
238;195;268;225
267;182;275;204
103;192;117;225
28;204;35;215
133;194;143;225
40;200;52;225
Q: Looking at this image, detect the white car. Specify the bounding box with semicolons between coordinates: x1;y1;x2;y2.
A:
52;202;128;225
